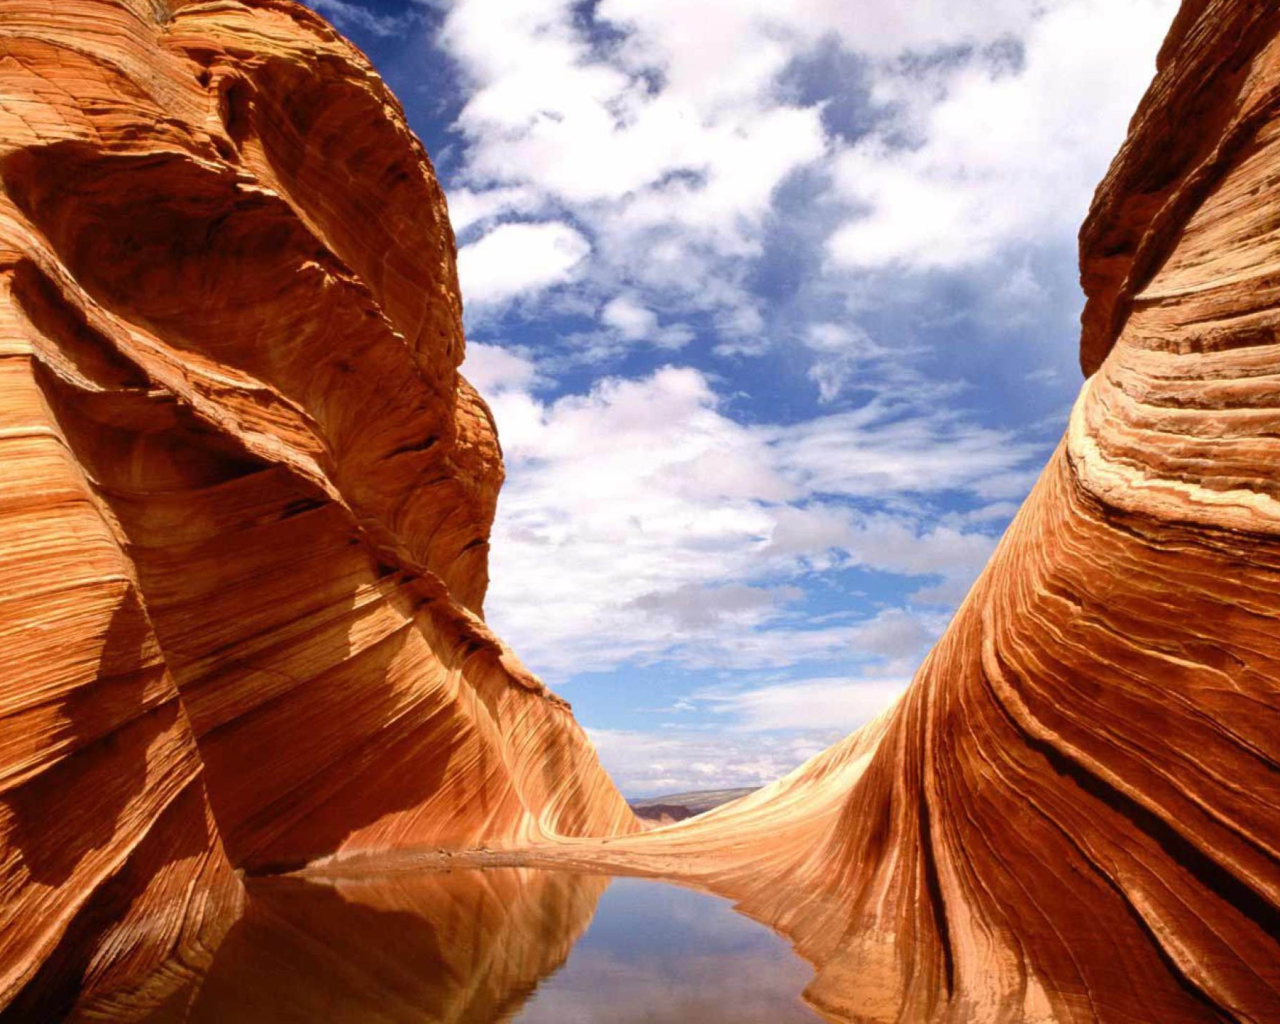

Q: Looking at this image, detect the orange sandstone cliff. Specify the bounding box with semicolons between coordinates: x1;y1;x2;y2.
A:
0;0;636;1016
577;3;1280;1022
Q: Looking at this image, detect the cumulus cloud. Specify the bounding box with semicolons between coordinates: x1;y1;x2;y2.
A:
447;185;542;235
589;726;840;797
435;0;833;332
477;362;1033;677
589;674;906;793
460;341;540;395
601;295;658;341
457;221;591;306
430;0;1176;389
699;676;908;732
827;0;1177;272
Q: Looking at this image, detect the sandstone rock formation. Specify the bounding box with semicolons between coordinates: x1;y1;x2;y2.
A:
570;2;1280;1020
0;0;636;1016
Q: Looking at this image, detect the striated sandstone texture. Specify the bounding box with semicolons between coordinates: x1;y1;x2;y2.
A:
581;2;1280;1021
0;0;636;1016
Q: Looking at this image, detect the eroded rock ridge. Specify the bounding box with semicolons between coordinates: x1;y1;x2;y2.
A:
0;0;636;1017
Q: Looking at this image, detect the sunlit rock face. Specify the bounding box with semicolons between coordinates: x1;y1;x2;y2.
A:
0;0;636;1014
601;2;1280;1020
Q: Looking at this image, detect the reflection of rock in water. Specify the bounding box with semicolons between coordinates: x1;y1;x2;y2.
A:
72;870;824;1024
513;876;821;1024
75;868;608;1024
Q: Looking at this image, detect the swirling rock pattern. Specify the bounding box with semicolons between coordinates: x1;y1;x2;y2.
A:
0;0;636;1015
577;2;1280;1021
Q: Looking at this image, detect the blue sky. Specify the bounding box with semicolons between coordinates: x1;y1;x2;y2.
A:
303;0;1177;796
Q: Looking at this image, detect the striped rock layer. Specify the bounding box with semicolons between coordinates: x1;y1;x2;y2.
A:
0;0;636;1016
589;2;1280;1021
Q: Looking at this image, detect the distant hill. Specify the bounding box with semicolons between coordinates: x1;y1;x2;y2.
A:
628;787;758;824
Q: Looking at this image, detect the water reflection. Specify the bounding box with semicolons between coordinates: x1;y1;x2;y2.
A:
512;876;822;1023
86;867;820;1023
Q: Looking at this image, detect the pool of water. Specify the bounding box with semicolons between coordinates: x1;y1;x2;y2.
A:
121;866;822;1023
511;875;821;1023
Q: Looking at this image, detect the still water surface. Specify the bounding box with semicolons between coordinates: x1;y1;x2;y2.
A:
136;867;822;1023
511;875;821;1023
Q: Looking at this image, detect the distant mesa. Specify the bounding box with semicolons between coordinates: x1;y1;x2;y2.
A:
1;1;1279;1023
629;787;759;826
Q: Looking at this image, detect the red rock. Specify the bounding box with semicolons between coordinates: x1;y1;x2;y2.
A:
0;0;636;1014
589;3;1280;1020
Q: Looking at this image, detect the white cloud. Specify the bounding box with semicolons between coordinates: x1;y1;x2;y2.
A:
767;404;1041;500
308;0;1181;404
802;322;904;403
457;221;591;306
827;0;1178;272
627;583;803;631
588;674;906;793
428;0;1177;408
593;295;695;352
442;0;828;219
699;677;908;732
599;0;1044;71
768;509;996;581
668;607;944;676
589;726;840;796
435;0;830;332
447;185;542;235
460;341;540;395
483;362;1033;677
601;295;658;341
435;0;1174;283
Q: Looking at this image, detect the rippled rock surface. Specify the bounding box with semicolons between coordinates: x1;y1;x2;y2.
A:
593;3;1280;1020
0;1;636;1016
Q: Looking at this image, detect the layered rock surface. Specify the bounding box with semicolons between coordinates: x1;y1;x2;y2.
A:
575;2;1280;1020
0;0;636;1016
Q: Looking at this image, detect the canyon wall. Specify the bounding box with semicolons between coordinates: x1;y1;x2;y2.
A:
589;2;1280;1021
0;0;636;1016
